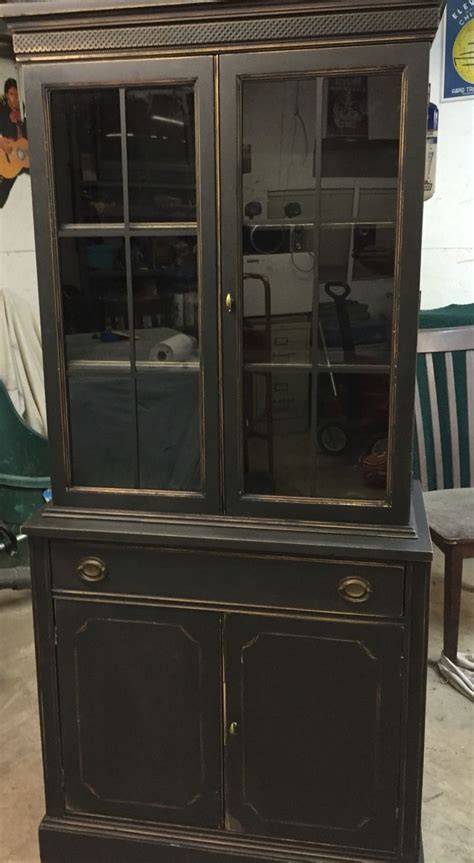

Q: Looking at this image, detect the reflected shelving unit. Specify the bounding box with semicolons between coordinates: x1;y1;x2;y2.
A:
50;83;211;496
239;71;400;502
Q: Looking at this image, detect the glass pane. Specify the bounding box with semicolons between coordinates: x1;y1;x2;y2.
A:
317;370;390;498
131;236;198;361
51;89;123;224
318;225;395;367
59;238;129;365
68;374;134;487
126;87;196;222
243;370;389;499
322;75;401;188
137;372;201;491
241;71;401;501
320;225;395;282
243;78;318;225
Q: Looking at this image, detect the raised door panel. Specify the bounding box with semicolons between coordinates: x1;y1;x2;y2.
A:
55;599;222;827
224;613;404;853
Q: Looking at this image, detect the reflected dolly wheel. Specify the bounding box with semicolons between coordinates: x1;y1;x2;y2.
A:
367;434;388;456
318;422;348;455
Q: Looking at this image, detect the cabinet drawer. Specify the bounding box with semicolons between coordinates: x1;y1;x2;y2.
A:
50;541;405;618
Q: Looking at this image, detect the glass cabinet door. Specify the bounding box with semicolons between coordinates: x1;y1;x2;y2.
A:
27;57;219;511
221;44;427;522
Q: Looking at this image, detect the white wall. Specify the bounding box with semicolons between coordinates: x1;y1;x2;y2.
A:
420;14;474;309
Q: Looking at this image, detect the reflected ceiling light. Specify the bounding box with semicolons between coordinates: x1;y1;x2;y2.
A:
151;114;185;126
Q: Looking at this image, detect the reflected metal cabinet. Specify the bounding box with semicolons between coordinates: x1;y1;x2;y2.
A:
1;1;442;861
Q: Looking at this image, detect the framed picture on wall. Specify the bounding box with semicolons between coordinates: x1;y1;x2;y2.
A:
443;0;474;101
325;76;368;138
0;59;30;207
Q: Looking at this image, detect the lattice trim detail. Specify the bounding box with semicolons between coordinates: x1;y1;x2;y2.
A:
14;7;439;56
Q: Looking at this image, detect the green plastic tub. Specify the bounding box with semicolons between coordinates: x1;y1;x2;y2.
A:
0;381;50;527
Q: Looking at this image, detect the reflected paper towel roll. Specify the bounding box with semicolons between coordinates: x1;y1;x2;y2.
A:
150;333;197;362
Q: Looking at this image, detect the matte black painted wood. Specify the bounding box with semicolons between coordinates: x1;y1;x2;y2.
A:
22;39;428;524
38;816;426;863
22;54;220;515
27;511;431;862
28;538;65;816
0;0;443;23
25;480;433;563
224;613;404;852
398;563;431;861
220;42;429;525
55;599;223;827
50;540;405;618
6;1;439;861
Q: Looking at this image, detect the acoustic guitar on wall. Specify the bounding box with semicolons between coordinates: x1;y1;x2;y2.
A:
0;137;30;179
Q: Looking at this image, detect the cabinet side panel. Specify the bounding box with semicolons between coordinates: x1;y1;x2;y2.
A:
22;68;70;503
400;562;431;860
28;535;64;815
389;43;431;521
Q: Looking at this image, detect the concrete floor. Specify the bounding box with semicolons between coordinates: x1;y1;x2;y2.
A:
0;547;473;863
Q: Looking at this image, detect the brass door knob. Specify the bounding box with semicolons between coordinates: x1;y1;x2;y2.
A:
228;721;238;736
225;293;235;313
338;576;372;603
76;557;107;583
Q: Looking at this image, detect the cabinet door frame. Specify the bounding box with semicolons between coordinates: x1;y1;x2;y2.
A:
55;597;223;827
223;611;405;854
219;42;429;524
24;55;220;513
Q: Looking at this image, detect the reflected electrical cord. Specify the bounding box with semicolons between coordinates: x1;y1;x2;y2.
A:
290;227;314;273
278;109;285;189
294;81;309;161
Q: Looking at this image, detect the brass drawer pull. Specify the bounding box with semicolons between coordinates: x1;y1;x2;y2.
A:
76;557;107;583
338;576;372;603
229;721;238;736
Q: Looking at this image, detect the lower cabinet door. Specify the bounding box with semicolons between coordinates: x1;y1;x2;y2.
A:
224;613;404;854
55;599;223;827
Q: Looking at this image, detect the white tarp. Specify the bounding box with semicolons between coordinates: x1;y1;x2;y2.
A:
0;172;46;436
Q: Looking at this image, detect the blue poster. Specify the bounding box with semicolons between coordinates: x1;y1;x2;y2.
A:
444;0;474;100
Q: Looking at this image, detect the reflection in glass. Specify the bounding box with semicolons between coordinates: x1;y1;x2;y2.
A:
68;375;134;488
51;89;123;224
318;226;395;366
131;236;198;362
243;78;318;223
243;370;389;499
322;74;401;180
241;71;401;500
126;87;196;222
318;279;393;367
59;238;129;365
137;372;201;491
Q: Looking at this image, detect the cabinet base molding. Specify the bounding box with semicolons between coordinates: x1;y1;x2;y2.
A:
39;817;424;863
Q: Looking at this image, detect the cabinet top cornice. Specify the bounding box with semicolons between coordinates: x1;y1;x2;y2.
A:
0;0;445;25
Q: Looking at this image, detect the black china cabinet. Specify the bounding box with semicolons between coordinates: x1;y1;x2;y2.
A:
1;2;442;861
